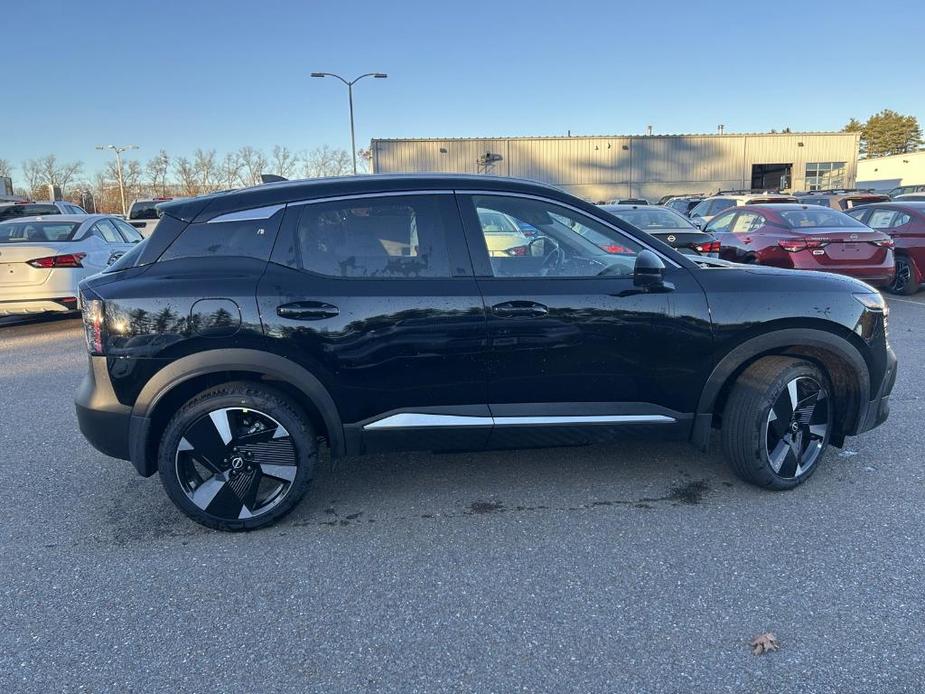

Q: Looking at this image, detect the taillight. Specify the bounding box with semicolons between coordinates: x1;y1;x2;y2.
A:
693;240;721;253
80;289;106;355
27;252;86;268
600;243;632;254
778;239;829;252
505;245;530;256
872;239;894;248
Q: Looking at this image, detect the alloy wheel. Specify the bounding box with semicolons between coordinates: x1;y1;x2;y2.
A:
892;258;911;293
175;407;298;520
764;376;830;479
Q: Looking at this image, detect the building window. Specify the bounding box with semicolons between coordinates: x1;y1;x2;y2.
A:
805;162;846;191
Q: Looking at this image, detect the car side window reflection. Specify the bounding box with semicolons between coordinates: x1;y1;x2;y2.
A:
706;211;736;233
471;195;643;279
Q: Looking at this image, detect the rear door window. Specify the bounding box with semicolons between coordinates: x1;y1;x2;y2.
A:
867;210;897;230
294;195;453;278
93;219;124;243
113;219;144;242
706;211;736;233
731;212;762;233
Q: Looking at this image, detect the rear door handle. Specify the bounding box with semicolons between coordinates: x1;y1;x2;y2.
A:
491;301;549;318
277;301;339;321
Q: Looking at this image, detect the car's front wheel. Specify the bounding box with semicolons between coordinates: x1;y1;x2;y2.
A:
157;382;317;530
721;357;833;490
889;255;919;295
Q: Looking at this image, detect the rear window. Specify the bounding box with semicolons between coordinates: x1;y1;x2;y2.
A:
746;197;795;205
0;204;60;221
0;221;80;242
159;210;283;262
606;208;694;229
779;209;867;230
128;201;163;220
844;196;890;209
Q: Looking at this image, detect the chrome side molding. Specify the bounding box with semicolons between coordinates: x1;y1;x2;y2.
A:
363;413;675;430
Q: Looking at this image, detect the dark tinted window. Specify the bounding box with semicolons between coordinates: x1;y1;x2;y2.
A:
160;210;282;262
0;204;59;221
295;195;452;278
129;201;162;220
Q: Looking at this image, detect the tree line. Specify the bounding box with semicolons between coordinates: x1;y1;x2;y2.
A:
0;145;370;213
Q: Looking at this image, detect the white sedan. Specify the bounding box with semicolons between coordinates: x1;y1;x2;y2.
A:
0;214;143;316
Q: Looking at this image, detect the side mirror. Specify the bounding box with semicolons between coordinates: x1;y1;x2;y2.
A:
634;249;666;288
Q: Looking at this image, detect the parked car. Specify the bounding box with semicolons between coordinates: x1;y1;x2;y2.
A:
706;204;895;287
0;200;86;222
893;193;925;203
607;198;649;205
0;214;142;316
795;189;890;210
689;192;797;227
846;201;925;295
663;195;706;217
127;197;174;236
75;174;895;530
888;184;925;198
600;204;719;255
477;208;534;256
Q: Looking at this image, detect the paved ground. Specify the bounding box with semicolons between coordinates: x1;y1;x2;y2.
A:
1;297;924;693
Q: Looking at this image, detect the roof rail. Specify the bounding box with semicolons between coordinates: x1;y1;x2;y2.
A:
714;189;784;195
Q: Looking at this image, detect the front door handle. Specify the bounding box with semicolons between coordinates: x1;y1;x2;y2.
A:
277;301;340;321
491;301;549;318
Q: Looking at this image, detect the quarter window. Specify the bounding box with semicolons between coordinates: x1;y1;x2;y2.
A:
471;195;643;279
160;209;282;262
113;219;144;242
295;195;452;278
93;219;124;243
867;210;897;230
892;213;912;227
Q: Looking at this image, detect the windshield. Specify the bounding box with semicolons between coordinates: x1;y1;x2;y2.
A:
128;201;162;220
0;220;80;243
606;207;694;230
780;209;868;230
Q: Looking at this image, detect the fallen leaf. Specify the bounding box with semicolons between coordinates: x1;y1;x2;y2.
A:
750;632;779;655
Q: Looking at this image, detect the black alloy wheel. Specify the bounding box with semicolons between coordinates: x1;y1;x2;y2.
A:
764;376;829;479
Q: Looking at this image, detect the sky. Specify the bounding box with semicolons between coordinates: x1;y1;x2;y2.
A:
3;0;924;180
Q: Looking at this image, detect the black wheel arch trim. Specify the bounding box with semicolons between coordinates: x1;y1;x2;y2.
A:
130;348;344;476
691;328;872;450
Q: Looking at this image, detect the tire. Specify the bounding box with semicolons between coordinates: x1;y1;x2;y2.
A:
157;381;317;531
889;255;919;296
721;357;833;490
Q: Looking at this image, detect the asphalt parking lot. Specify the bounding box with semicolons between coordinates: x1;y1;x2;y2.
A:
1;297;924;693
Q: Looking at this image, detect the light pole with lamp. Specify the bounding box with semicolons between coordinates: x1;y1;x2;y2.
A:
96;144;138;216
310;72;387;174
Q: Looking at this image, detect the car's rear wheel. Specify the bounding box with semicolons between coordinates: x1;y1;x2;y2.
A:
721;357;833;490
889;255;919;295
157;382;316;530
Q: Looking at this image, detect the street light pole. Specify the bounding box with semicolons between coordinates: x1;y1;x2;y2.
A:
96;144;138;215
310;72;387;175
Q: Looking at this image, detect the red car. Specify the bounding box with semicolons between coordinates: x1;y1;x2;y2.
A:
705;204;895;287
845;201;925;295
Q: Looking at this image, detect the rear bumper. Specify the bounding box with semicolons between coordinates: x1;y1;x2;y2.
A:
856;344;897;434
75;356;134;463
0;297;78;315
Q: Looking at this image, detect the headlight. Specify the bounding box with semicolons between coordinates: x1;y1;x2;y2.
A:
853;292;888;314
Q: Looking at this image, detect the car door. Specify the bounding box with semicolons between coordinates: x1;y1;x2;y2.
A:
457;192;713;448
257;191;491;453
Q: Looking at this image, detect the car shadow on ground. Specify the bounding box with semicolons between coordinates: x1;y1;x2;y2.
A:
91;436;762;546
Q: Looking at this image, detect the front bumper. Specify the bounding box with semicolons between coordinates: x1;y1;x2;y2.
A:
75;356;133;462
857;344;897;434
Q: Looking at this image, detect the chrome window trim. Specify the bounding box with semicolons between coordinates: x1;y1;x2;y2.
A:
287;190;456;208
207;204;285;223
363;413;674;430
458;189;681;268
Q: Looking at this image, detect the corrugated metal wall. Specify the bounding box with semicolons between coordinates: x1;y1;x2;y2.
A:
371;133;859;201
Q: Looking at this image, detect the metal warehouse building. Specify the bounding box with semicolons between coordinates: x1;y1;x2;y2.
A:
370;132;860;202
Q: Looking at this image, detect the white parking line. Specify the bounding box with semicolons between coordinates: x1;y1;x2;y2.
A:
887;297;925;307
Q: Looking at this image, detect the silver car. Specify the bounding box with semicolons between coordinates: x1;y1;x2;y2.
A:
0;214;142;316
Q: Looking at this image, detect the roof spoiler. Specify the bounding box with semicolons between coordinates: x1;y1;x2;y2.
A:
259;174;288;184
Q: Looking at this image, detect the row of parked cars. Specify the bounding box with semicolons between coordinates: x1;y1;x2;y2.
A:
599;187;925;296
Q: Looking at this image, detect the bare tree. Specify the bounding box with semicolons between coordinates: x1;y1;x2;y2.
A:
271;145;299;179
146;150;171;196
194;148;219;193
237;146;267;187
220;151;243;189
34;154;83;191
303;145;351;178
357;148;373;174
173;157;199;197
0;159;12;179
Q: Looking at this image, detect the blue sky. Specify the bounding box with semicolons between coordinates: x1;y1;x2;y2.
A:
3;0;924;176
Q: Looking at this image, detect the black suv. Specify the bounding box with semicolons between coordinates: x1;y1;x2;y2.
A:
75;175;896;530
